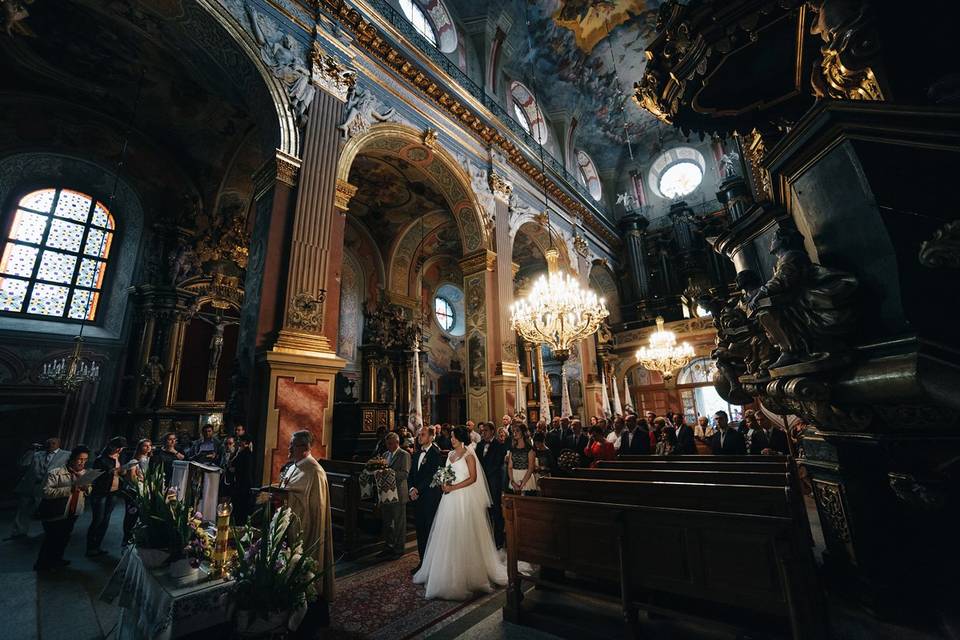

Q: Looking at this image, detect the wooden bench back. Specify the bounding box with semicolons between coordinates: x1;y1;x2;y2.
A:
617;454;788;463
539;477;792;517
502;494;825;638
571;467;790;487
597;459;787;473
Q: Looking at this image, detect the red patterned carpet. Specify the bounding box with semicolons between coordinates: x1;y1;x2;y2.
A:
329;553;485;639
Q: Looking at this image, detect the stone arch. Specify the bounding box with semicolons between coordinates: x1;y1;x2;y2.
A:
187;0;301;158
589;261;622;325
336;123;491;254
510;217;573;272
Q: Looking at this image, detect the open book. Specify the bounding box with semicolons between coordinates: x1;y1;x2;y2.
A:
75;468;104;487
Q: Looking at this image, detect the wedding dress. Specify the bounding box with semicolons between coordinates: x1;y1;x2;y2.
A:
412;449;508;600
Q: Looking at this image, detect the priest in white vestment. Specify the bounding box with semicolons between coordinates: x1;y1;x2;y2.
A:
282;430;335;632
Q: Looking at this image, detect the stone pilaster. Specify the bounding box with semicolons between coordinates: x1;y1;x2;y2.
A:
574;239;602;420
460;249;496;422
488;171;517;422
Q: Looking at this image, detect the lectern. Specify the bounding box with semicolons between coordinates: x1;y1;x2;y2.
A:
170;460;221;522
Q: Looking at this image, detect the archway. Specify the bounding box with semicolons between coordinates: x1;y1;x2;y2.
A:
336;123;493;425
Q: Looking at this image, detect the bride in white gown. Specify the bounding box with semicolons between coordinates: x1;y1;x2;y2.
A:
413;426;508;600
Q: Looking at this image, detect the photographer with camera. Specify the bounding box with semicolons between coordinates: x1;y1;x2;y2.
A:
6;437;69;540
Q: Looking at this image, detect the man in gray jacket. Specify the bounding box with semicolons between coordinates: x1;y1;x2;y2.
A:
377;432;410;560
7;437;69;540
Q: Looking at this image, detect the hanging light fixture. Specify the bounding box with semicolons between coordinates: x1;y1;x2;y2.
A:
511;3;609;364
635;316;695;379
40;70;144;393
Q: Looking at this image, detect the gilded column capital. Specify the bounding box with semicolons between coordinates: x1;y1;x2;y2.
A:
459;249;496;275
310;44;356;102
253;150;301;198
573;233;589;258
488;172;513;203
334;179;358;211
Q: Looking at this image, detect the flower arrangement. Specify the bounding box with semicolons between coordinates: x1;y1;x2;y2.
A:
430;464;456;488
232;507;323;624
185;511;214;569
364;456;388;472
131;462;213;565
557;450;581;473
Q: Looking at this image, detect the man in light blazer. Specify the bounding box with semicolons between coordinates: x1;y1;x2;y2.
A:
378;432;411;560
8;437;70;540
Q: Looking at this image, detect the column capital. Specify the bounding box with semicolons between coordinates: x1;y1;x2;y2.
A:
488;172;513;203
253;150;301;198
459;249;496;275
310;44;356;102
334;179;358;211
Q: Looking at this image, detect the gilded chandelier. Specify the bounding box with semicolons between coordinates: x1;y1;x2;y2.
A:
510;248;609;362
635;316;694;379
40;337;101;393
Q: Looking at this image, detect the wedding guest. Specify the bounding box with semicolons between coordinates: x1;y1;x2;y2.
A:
709;410;746;455
371;426;389;457
189;424;222;465
535;419;547;436
559;416;571;443
619;415;651;455
742;412;759;453
34;445;91;571
231;435;255;526
436;424;452;451
674;416;696;455
86;437;125;557
496;426;508;445
465;420;482;444
645;410;657;427
694;415;714;440
652;417;668;449
584;425;616;467
408;425;442;571
750;412;789;455
281;430;334;634
377;433;410;560
532;432;556;481
7;437;69;540
545;419;563;453
154;432;184;484
656;428;678;456
476;422;507;548
506;423;537;495
563;420;589;466
121;438;152;546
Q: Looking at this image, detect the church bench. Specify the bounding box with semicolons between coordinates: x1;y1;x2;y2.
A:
539;477;793;517
597;459;788;473
502;495;828;639
318;459;366;558
616;454;788;463
571;467;791;487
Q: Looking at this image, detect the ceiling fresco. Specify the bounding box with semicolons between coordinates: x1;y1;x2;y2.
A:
347;153;458;253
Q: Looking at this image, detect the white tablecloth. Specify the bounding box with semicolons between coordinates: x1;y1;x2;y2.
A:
99;547;232;640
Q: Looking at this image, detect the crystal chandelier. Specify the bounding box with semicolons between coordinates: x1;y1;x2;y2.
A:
635;316;694;379
510;248;609;362
41;336;101;392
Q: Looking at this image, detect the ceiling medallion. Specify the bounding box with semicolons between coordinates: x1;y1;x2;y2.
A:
635;316;695;379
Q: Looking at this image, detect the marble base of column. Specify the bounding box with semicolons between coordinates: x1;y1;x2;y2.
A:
253;349;346;486
583;381;603;421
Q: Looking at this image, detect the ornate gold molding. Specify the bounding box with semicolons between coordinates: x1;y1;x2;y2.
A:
311;42;357;102
255;151;302;198
812;479;852;544
287;290;326;333
809;0;884;102
313;0;619;249
421;127;439;149
334;179;358;211
743;129;772;201
459;249;496;276
488;172;513;203
573;233;589;258
919;220;960;269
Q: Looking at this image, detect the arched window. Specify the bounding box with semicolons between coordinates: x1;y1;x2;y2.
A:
434;295;454;331
400;0;438;47
1;188;114;320
509;81;548;144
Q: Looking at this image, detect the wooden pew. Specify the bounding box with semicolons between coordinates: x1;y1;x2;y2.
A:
598;459;787;473
540;477;792;517
616;454;788;463
317;459;366;557
502;495;828;639
571;467;790;487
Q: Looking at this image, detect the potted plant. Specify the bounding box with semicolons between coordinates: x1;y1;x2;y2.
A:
231;507;322;636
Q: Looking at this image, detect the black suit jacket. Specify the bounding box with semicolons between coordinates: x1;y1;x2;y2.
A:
710;428;747;455
749;428;789;455
619;428;651;455
562;432;589;454
676;424;696;455
409;444;442;498
545;429;563;454
475;439;507;494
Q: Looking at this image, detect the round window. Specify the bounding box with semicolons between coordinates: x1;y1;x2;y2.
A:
658;161;703;199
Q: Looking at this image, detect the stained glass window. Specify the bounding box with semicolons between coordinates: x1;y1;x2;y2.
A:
0;188;114;321
434;296;454;331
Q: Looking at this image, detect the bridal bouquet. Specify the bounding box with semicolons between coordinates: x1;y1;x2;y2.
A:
430;465;456;488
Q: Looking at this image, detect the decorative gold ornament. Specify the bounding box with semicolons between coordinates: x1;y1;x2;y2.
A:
334;179;358;211
310;44;356;101
287;290;326;333
510;248;609;362
573;233;589;258
634;316;695;379
488;172;513;202
421;127;439;149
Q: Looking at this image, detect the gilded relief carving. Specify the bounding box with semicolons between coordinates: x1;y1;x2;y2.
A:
287;290;326;333
812;479;851;544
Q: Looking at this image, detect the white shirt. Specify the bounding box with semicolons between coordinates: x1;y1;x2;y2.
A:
416;448;427;470
470;431;481;444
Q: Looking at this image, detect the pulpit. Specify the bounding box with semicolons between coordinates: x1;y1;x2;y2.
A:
332;402;395;459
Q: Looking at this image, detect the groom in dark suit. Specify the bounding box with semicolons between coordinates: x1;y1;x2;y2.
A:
476;421;507;548
408;425;442;572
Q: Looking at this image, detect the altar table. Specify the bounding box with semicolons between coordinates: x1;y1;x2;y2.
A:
99;547;233;640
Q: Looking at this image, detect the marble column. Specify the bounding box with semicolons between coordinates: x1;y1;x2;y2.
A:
248;59;356;483
460;249;496;423
487;172;517;421
573;234;602;420
619;212;651;319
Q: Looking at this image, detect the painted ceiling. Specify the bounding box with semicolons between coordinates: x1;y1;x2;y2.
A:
451;0;672;171
347;154;462;256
